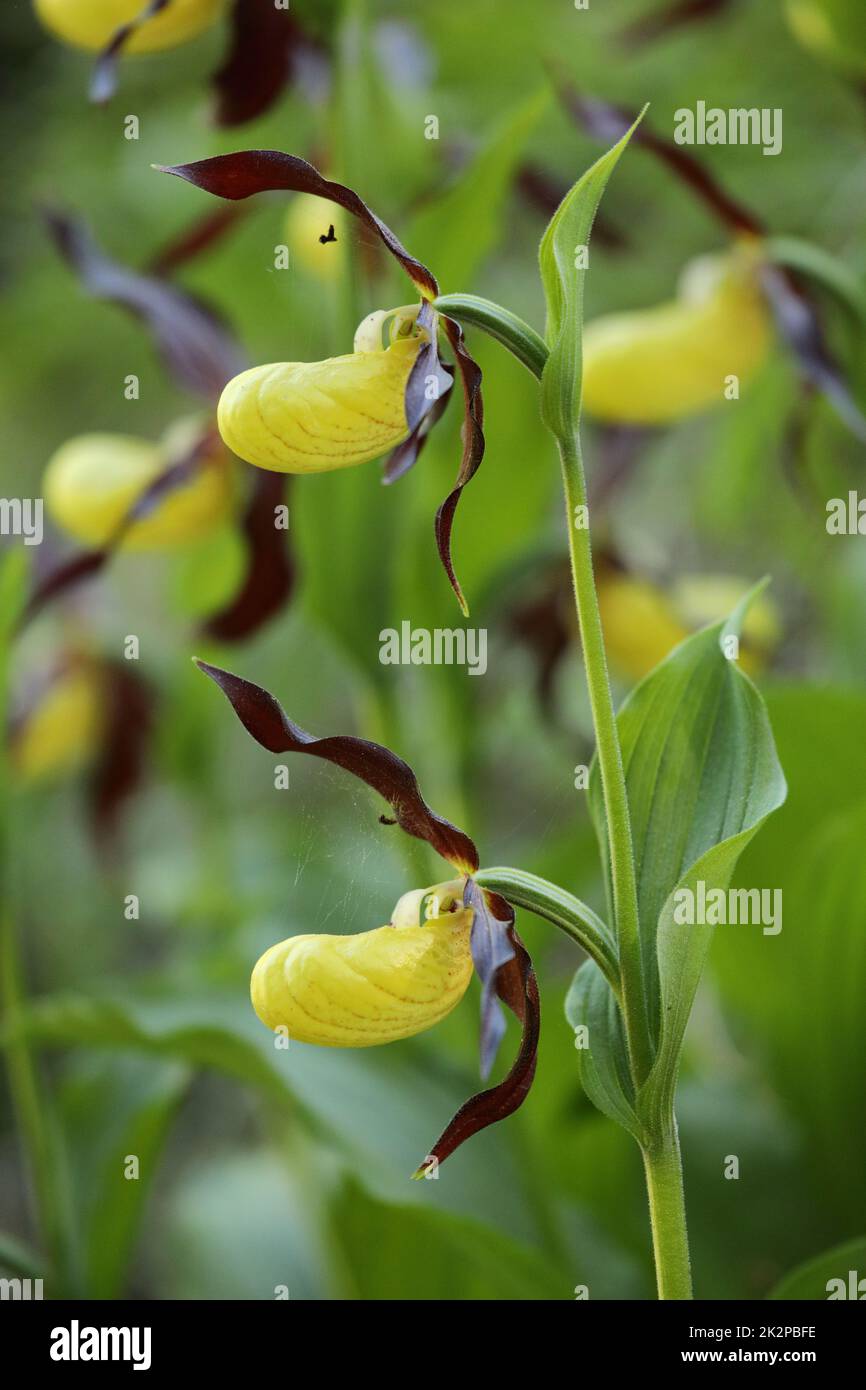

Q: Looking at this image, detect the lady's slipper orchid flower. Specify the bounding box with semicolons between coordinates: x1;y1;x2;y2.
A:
559;88;866;440
158;150;486;614
34;0;223;54
251;881;474;1047
44;418;232;550
582;244;772;424
195;658;540;1172
11;661;105;785
33;207;292;643
9;655;153;839
35;0;313;124
217;309;427;474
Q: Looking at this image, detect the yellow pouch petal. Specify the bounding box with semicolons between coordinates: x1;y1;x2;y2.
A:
217;336;420;474
43;418;232;550
582;248;772;424
251;884;473;1046
34;0;222;53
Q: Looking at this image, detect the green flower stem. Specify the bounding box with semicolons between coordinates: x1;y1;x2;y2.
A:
432;294;548;380
557;429;653;1086
641;1120;693;1300
474;865;619;996
428;294;691;1298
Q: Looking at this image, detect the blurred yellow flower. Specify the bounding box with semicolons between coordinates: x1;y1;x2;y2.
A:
283;195;346;282
250;880;474;1047
12;665;104;785
34;0;223;53
582;244;772;424
785;0;866;76
43;417;232;549
599;571;781;682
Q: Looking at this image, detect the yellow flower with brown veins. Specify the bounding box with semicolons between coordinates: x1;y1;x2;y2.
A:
195;659;541;1175
251;880;474;1047
218;308;426;475
159;149;487;614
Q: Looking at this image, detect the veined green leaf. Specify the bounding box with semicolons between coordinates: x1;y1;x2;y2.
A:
333;1176;569;1300
565;961;641;1143
768;1237;866;1300
538;110;645;442
589;587;786;1123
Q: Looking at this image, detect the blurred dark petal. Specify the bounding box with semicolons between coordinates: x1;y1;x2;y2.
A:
621;0;736;49
44;209;246;399
761;265;866;443
203;471;295;643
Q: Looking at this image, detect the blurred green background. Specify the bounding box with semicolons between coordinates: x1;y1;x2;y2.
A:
1;0;865;1300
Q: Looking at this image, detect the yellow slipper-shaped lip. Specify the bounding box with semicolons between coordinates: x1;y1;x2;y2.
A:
251;881;474;1046
216;336;421;474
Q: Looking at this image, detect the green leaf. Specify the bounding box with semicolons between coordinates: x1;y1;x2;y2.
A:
538;111;644;441
768;1237;866;1301
588;588;786;1123
407;89;549;292
0;1230;45;1280
7;990;540;1244
162;1151;330;1300
565;961;641;1142
57;1055;189;1298
332;1176;569;1299
712;687;866;1229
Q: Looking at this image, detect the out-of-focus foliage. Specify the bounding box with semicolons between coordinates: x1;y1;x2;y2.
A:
1;0;865;1300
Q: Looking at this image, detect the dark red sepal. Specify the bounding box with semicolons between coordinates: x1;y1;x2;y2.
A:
413;921;540;1175
195;659;479;872
434;316;485;617
156;150;439;298
203;472;295;642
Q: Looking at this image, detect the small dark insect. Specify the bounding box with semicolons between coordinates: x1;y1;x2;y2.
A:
318;224;337;244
